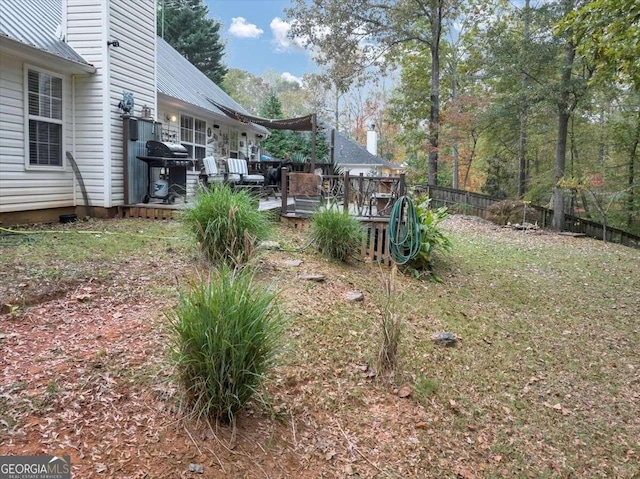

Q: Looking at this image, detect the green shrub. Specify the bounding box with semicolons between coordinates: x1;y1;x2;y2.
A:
181;185;272;266
169;265;287;423
310;207;365;262
406;196;453;277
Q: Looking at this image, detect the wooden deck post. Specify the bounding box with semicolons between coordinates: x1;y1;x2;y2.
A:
399;173;406;197
343;169;350;213
311;113;317;172
281;167;289;214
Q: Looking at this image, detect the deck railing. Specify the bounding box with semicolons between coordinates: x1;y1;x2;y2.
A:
280;168;406;218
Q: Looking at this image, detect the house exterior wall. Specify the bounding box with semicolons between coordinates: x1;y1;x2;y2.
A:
157;99;261;163
342;166;380;177
0;51;75;214
65;0;109;208
64;0;157;209
108;0;156;205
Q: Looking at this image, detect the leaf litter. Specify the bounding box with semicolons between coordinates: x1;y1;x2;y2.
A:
0;216;638;478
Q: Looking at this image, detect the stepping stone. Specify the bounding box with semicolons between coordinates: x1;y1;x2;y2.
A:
283;259;303;267
301;274;326;282
260;240;281;250
344;291;364;302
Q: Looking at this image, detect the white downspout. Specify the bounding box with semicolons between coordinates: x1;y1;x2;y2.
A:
102;0;112;207
72;74;77;205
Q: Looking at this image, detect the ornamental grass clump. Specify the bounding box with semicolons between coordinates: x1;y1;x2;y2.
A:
169;265;287;424
377;266;403;378
181;185;272;266
309;207;365;262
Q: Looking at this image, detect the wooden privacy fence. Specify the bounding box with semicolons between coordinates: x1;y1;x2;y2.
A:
417;185;640;249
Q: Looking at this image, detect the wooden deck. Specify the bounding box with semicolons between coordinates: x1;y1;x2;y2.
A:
118;198;393;266
118;197;292;220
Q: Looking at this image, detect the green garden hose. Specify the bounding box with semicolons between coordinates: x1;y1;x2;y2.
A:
388;196;422;264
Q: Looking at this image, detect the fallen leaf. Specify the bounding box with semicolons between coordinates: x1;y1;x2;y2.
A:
456;465;479;479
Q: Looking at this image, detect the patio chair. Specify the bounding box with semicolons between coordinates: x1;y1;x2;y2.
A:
227;158;265;187
199;156;240;188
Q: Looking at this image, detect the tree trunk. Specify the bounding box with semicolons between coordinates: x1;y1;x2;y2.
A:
553;110;571;230
452;70;459;190
334;90;340;132
427;1;442;187
552;0;576;231
517;0;530;198
628;109;640;227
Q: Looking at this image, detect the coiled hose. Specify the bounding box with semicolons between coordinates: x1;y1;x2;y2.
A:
388;196;422;264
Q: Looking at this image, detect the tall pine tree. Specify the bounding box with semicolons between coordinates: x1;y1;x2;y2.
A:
259;93;290;159
158;0;227;85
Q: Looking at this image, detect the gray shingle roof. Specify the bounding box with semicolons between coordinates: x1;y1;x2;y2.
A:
333;131;400;169
157;37;268;134
0;0;92;67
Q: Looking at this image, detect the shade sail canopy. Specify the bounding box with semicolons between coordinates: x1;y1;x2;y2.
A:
205;96;316;131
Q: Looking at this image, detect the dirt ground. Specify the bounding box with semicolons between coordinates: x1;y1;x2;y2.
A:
1;216;638;478
0;220;427;479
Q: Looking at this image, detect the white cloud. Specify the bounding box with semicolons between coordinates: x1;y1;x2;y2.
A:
270;17;306;52
229;17;264;39
281;72;302;85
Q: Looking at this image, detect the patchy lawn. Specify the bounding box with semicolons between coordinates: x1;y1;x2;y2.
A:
0;216;638;478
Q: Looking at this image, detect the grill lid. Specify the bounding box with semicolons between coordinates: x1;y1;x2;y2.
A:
146;140;189;158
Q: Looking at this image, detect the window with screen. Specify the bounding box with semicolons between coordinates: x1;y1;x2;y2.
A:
180;115;206;160
27;69;63;167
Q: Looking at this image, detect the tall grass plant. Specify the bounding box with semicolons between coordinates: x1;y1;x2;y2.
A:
309;208;365;262
181;185;272;266
169;265;287;423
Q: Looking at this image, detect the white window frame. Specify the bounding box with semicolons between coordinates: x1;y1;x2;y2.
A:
179;114;207;160
229;128;239;158
23;64;65;171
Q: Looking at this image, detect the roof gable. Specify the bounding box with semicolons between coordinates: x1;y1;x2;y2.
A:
333;131;399;169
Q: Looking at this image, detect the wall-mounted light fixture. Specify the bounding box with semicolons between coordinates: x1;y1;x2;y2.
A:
256;134;264;139
164;114;177;122
213;124;220;129
107;40;120;48
241;132;247;137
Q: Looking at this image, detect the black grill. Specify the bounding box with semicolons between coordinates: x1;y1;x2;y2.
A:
136;141;191;204
145;140;188;158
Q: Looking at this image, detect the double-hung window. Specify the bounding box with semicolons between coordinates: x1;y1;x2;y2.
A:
180;115;206;160
26;68;63;167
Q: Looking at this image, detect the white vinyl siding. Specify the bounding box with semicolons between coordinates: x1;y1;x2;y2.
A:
66;0;108;207
109;0;156;205
0;53;75;213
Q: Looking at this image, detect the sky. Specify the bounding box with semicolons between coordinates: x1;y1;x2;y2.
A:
203;0;316;84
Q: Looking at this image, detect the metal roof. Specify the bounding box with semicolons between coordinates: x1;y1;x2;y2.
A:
0;0;92;67
333;131;400;169
1;0;267;133
157;37;268;134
